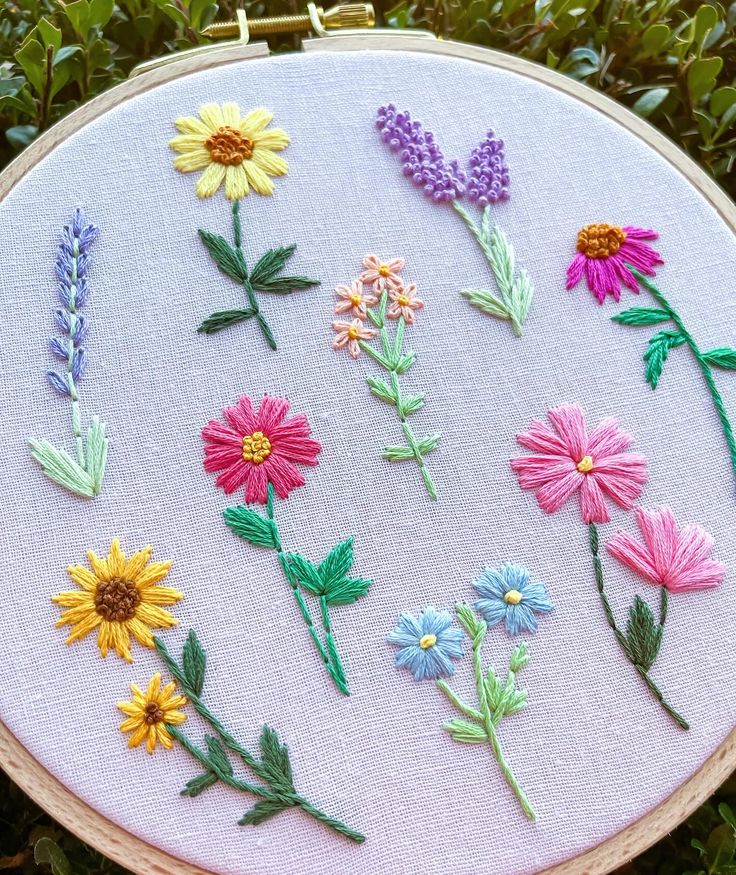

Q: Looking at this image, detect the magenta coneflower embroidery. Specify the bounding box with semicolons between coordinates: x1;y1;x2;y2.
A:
331;256;440;500
375;105;533;336
567;225;736;493
203;394;372;695
512;404;709;730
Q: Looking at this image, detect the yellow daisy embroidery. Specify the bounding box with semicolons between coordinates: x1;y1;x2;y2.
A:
53;538;183;663
170;103;289;200
117;673;187;754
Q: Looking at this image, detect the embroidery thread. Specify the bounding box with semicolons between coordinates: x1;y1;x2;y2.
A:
29;209;109;498
511;403;704;730
566;224;736;492
203;394;372;695
170;103;319;350
375;105;533;336
331;257;440;500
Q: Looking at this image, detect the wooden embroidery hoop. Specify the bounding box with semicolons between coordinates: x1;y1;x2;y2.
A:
1;32;734;875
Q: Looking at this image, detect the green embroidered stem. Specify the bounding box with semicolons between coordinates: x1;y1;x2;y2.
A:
232;200;277;350
64;237;86;468
588;523;689;730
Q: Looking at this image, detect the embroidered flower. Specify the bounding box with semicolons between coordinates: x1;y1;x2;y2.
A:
473;563;554;636
334;280;378;319
467;130;510;206
117;673;188;754
511;403;648;524
387;283;424;324
359;254;405;291
202;394;321;504
566;224;664;304
53;539;182;663
607;506;726;593
331;318;378;360
387;607;464;680
170;103;289;200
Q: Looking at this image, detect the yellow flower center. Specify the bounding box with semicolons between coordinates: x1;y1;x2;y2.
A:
577;455;594;473
347;324;361;340
576;223;626;259
397;293;410;306
349;292;363;306
242;431;272;464
419;633;437;649
504;589;524;605
378;263;391;277
94;577;141;622
205;126;254;166
144;701;165;725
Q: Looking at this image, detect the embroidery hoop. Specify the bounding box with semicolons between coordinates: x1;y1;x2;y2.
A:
0;32;734;875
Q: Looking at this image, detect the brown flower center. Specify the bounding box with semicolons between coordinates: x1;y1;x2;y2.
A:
144;701;165;725
205;126;253;166
576;223;626;259
94;577;141;622
242;431;272;464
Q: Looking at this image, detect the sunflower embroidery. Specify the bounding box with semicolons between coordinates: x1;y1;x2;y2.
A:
117;673;188;754
53;538;183;662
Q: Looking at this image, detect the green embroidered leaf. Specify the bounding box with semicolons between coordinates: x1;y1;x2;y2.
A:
181;771;218;797
701;347;736;369
366;376;397;405
198;230;248;283
461;288;512;320
253;276;321;294
249;245;296;284
205;735;233;777
484;668;504;711
223;506;277;548
502;688;528;716
398;393;425;416
486;225;515;303
643;329;687;389
455;602;486;639
394;351;417;374
28;439;96;498
287;552;325;595
182;629;207;696
318;537;354;588
442;718;489;744
383;445;415;461
258;726;294;792
612;306;671;326
508;269;534;329
416;434;441;454
238;799;289;826
325;633;349;690
624;595;663;671
197;308;257;334
324;576;373;607
509;641;530;673
85;416;108;495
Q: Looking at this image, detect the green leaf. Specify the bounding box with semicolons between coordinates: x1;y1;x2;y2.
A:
484;668;504;710
249;245;296;285
455;602;485;639
88;0;114;27
394;351;417;374
223;506;277;548
181;771;218;797
0;77;26;98
442;718;489;744
197;308;256;334
706;823;736;870
28;439;96;498
624;595;663;671
238;799;289;826
641;23;671;54
383;445;415;461
258;726;294;792
461;288;511;320
85;416;107;495
33;838;71;875
324;576;372;607
204;735;233;777
502;688;528;716
366;376;397;405
252;276;320;294
643;329;687;388
701;347;736;369
319;538;354;588
711;86;736;117
720;801;736;831
182;629;206;695
632;87;670;117
416;434;441;454
687;56;724;103
198;230;247;283
36;18;62;51
15;36;46;95
6;125;38;150
398;393;425;416
286;553;324;595
612;306;671;325
61;0;90;37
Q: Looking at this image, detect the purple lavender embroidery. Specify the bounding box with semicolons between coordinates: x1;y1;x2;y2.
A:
375;105;533;337
29;209;109;498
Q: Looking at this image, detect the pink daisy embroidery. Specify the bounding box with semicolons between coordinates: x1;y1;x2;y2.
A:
607;506;725;593
202;394;321;504
387;283;424;324
334;280;378;319
511;403;648;524
332;318;378;360
359;255;405;291
566;223;664;304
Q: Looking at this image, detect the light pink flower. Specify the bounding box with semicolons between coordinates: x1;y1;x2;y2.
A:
606;506;725;593
332;318;378;359
202;395;320;504
334;280;378;319
511;403;648;524
387;283;424;324
359;255;405;291
566;223;664;304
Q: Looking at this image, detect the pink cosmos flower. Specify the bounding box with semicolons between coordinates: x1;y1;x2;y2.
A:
334;280;378;319
607;506;725;593
387;283;424;324
511;403;648;524
359;255;405;291
566;223;664;304
202;395;321;504
332;318;378;359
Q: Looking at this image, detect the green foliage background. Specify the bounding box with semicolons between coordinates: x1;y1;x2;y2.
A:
0;0;735;871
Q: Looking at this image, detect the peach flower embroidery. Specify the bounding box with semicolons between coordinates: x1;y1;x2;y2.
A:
387;283;424;324
334;281;378;320
332;319;378;360
359;255;405;291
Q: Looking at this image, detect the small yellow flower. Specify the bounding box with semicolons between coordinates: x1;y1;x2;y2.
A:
53;538;183;663
169;103;289;200
117;673;188;754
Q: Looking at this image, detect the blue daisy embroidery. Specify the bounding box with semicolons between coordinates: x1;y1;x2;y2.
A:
386;607;464;680
473;563;554;636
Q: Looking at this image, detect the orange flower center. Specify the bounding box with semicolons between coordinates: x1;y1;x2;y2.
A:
577;455;594;473
242;431;272;464
347;324;361;340
144;701;165;725
205;126;254;166
349;292;363;306
576;223;626;259
378;263;391;277
397;293;410;306
94;577;140;622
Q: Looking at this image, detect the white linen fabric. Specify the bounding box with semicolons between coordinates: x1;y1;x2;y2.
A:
0;48;735;875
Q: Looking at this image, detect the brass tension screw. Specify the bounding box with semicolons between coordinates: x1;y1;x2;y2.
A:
201;3;375;38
